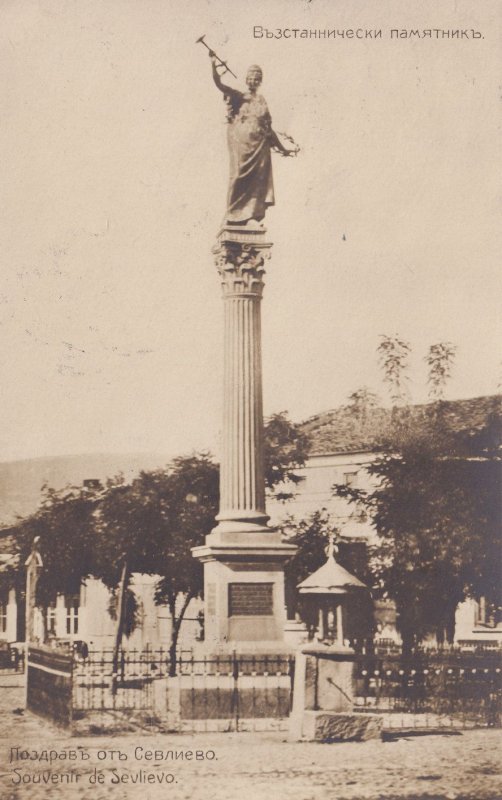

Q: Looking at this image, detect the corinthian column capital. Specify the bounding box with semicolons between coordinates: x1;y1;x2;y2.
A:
213;227;273;298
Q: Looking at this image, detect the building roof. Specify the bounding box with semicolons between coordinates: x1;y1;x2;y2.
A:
301;395;501;456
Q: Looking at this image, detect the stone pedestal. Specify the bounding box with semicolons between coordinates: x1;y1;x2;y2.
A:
289;645;382;742
306;648;354;712
193;225;295;652
196;547;293;650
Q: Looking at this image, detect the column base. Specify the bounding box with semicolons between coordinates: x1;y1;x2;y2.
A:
211;510;271;537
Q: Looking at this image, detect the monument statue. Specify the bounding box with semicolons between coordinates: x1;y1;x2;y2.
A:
209;52;297;225
193;38;297;652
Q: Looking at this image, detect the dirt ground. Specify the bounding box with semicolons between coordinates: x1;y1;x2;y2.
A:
1;678;501;800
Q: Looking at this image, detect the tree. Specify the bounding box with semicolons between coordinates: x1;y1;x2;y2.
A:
334;338;501;654
377;334;411;406
151;455;219;674
95;413;309;671
9;483;99;641
93;455;219;678
263;411;311;500
368;406;500;653
425;342;457;401
6;410;310;671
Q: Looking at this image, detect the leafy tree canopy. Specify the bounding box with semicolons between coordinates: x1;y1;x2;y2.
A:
11;484;99;607
3;411;309;655
263;411;311;499
333;337;501;652
366;404;500;648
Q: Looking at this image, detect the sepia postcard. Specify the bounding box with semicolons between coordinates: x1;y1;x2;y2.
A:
1;0;500;798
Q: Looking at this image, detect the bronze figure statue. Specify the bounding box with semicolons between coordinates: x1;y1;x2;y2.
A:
208;52;297;226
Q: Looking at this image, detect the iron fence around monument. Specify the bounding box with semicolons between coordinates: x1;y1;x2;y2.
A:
352;655;502;730
372;640;502;658
72;649;295;732
176;653;294;729
73;647;162;714
35;645;501;732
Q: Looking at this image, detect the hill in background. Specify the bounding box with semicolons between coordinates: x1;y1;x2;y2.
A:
0;452;170;527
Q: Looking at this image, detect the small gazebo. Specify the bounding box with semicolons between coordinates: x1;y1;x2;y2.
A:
297;536;367;646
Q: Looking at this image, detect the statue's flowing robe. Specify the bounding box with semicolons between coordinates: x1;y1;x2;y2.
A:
225;92;274;223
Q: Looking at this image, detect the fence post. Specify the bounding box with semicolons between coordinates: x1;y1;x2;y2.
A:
375;668;381;707
120;649;125;685
69;647;74;730
232;650;239;732
313;655;319;711
289;656;295;712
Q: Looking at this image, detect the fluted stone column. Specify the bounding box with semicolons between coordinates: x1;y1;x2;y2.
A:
193;226;295;651
214;233;269;533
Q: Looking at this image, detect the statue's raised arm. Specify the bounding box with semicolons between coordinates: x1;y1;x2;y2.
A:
210;53;239;99
208;53;296;226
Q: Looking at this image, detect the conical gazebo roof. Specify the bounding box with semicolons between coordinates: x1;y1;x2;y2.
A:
297;554;366;595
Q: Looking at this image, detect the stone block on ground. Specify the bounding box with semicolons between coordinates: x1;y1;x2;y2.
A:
302;710;383;742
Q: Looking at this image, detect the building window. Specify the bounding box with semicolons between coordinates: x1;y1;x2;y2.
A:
343;471;358;487
0;601;7;634
65;596;79;635
476;597;500;628
355;504;368;523
47;603;57;636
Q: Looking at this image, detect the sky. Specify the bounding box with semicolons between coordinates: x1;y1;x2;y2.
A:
1;0;500;463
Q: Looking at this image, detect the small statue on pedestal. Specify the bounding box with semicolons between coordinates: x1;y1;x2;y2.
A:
208;51;298;226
